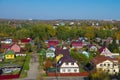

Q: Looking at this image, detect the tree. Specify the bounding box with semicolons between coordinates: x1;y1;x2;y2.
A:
84;27;95;40
88;71;109;80
56;26;69;40
16;28;30;39
108;39;119;53
44;59;52;70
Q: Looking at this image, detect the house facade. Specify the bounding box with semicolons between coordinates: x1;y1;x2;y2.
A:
91;56;119;74
19;38;32;48
10;43;21;53
89;45;98;52
4;50;15;59
59;61;79;73
46;50;55;58
1;39;12;44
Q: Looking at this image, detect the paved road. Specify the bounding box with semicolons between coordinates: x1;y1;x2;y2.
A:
45;76;88;80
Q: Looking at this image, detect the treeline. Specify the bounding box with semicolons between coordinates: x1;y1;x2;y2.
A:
0;23;120;41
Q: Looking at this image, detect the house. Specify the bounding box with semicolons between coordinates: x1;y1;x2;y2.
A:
1;39;12;44
1;44;11;49
89;45;98;52
10;43;21;53
79;37;88;46
99;46;112;56
55;49;79;73
48;46;55;52
46;49;55;58
71;41;82;49
94;37;102;43
19;38;32;48
58;57;79;73
106;37;113;44
82;51;89;57
1;43;21;53
15;53;26;57
90;56;119;74
47;40;59;48
87;45;98;52
4;50;15;59
20;38;32;44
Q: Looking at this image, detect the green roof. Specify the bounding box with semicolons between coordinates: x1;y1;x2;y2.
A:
5;50;14;54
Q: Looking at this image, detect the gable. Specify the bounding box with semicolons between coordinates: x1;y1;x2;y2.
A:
101;48;112;54
101;60;113;64
96;60;113;67
11;44;20;52
11;44;20;48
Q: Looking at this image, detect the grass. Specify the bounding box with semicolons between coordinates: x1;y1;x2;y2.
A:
0;56;26;67
80;67;85;72
19;54;30;78
19;70;27;78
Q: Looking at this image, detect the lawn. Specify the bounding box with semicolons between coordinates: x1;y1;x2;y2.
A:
0;54;30;78
0;56;26;67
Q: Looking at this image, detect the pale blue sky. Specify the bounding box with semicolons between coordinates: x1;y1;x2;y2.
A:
0;0;120;20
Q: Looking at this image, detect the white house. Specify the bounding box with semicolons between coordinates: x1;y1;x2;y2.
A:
55;49;79;73
58;58;79;73
89;45;98;52
46;49;55;58
1;39;12;44
91;56;119;74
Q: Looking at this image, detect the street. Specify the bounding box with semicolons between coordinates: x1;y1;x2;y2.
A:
45;76;88;80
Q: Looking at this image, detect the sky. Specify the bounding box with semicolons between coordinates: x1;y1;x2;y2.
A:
0;0;120;20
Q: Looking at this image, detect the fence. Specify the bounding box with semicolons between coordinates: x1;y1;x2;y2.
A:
0;74;19;79
47;72;89;77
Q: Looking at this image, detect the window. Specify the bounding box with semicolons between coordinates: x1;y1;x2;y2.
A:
104;64;106;66
74;69;77;72
68;69;71;72
71;62;74;65
108;64;110;66
114;64;117;66
62;69;65;72
66;62;68;65
100;64;102;66
113;70;116;72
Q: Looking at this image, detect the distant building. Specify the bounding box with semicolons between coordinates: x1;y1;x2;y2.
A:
71;41;82;49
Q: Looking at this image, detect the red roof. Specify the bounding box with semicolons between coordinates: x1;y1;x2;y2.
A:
48;40;59;47
91;56;118;65
99;46;105;53
1;44;11;49
71;41;82;47
21;38;31;43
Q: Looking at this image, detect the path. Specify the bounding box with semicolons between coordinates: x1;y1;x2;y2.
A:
22;52;40;80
